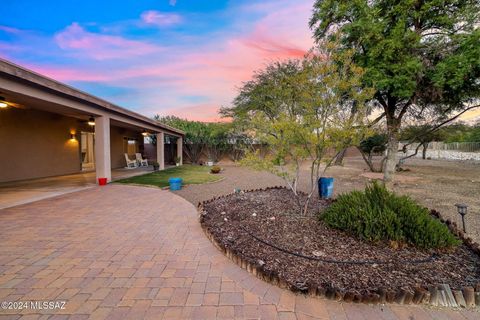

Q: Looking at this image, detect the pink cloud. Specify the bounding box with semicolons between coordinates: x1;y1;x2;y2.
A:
55;23;160;60
0;25;22;35
6;1;314;121
141;11;182;27
160;104;227;122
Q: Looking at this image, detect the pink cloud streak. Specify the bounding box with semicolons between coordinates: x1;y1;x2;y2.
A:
141;10;182;27
16;0;314;121
55;23;160;60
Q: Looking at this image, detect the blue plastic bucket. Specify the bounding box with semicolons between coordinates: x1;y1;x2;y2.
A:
318;177;334;199
169;177;183;191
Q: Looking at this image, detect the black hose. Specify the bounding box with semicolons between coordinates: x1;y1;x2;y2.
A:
239;226;438;265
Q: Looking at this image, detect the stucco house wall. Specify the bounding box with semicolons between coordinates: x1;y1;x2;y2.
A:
0;108;148;183
0;107;86;182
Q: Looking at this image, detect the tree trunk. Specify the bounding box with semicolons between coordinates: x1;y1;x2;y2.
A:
334;148;347;165
422;143;428;159
357;147;377;172
383;121;400;184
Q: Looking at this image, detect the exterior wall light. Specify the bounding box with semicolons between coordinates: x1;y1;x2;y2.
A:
70;133;76;140
0;96;8;108
88;116;95;126
455;203;468;233
142;130;149;137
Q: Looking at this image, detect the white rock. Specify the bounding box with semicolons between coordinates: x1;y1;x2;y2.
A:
312;250;325;257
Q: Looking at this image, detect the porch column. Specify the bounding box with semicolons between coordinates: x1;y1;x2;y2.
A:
156;132;165;170
94;115;111;183
177;136;183;165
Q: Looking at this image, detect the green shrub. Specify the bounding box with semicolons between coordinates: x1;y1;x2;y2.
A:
321;182;460;249
210;165;221;174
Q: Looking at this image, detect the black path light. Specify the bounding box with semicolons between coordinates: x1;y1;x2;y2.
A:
455;203;468;233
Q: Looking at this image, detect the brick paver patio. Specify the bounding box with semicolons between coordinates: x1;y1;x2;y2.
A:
0;184;478;319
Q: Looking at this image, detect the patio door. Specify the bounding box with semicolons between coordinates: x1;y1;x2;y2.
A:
81;132;95;170
123;137;139;156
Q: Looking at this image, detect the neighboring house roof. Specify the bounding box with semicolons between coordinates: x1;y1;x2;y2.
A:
0;58;184;136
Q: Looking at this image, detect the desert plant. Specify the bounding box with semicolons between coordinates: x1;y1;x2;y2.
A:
321;182;460;249
210;166;221;174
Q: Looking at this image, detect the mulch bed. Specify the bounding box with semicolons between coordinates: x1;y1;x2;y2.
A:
199;188;480;303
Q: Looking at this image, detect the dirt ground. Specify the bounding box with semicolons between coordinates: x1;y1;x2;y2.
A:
174;156;480;243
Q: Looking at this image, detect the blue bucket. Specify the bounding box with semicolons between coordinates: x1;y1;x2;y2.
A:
169;177;183;191
318;177;334;199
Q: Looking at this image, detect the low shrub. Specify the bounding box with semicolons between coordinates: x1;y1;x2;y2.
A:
321;182;460;249
210;165;222;174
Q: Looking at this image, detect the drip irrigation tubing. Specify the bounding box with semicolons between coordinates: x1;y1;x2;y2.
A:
239;226;438;265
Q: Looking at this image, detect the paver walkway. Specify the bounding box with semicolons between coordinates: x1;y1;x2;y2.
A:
0;184;478;319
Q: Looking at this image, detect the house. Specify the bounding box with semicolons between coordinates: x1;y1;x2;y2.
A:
0;58;184;184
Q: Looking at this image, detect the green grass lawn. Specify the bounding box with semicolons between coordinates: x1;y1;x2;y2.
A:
115;165;222;188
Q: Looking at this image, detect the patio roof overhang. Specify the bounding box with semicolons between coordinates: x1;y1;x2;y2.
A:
0;58;184;137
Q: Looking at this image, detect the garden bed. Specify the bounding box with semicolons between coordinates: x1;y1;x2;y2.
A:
199;187;480;307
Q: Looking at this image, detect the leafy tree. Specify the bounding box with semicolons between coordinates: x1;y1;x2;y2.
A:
222;42;373;214
310;0;480;183
204;123;231;163
358;134;388;172
153;115;209;164
440;123;480;142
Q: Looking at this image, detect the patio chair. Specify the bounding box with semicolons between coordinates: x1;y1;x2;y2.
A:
135;153;148;167
124;154;137;168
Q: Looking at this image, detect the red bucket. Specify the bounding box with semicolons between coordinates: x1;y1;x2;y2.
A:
98;178;108;186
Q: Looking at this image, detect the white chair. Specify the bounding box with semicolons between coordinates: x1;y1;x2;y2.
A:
124;154;137;168
135;153;148;167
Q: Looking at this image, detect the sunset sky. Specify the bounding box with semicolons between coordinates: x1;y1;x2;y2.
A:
2;0;478;123
0;0;314;122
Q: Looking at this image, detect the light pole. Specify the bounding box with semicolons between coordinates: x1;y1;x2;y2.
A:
455;203;468;233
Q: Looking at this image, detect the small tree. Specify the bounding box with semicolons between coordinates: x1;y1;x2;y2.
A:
358;134;388;172
223;41;373;214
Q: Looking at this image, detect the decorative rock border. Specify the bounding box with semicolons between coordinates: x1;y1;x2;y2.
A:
198;186;480;308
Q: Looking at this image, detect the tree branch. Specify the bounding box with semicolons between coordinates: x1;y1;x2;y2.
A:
402;104;480;149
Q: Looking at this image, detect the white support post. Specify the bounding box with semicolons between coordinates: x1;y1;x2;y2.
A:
94;116;111;183
156;132;165;170
177;136;183;165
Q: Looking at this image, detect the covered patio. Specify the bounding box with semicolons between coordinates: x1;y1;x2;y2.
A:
0;59;184;192
0;166;161;210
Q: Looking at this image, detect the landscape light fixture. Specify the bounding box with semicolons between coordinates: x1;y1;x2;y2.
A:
0;96;8;108
87;116;95;126
455;203;468;233
142;130;149;137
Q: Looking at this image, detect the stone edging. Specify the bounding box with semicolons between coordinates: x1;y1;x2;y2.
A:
198;186;480;309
